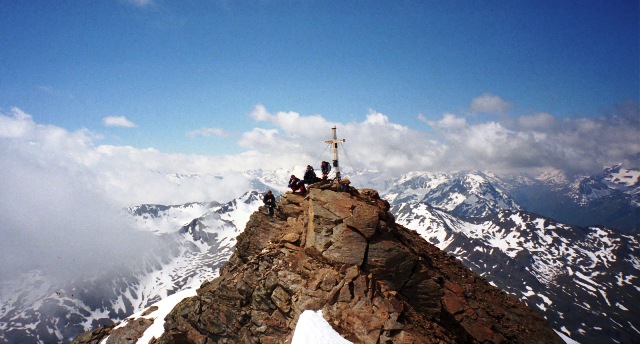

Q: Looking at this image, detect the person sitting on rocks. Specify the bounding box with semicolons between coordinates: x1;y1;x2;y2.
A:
339;178;351;192
321;161;331;180
302;165;321;185
263;190;276;216
288;174;306;194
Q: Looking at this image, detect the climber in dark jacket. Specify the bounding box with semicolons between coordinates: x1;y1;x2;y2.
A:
321;161;331;179
302;165;320;185
263;190;276;216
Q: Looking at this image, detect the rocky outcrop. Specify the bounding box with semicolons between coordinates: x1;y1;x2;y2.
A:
151;186;563;343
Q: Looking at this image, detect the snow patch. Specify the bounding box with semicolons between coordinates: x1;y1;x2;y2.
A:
598;289;611;307
136;288;197;343
539;293;553;306
555;330;581;344
616;302;628;311
291;310;352;344
102;288;197;344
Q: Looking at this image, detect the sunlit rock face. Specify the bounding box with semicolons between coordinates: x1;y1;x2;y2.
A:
132;186;563;344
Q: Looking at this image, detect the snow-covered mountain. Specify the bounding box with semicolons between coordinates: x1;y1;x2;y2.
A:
243;168;295;193
3;165;638;343
494;165;640;232
358;166;638;233
386;170;640;344
383;171;521;218
0;191;262;343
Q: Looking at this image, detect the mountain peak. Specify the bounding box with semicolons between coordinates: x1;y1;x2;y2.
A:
535;168;569;185
387;171;520;218
80;185;562;343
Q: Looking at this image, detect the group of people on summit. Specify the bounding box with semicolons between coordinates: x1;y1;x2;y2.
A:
263;161;351;216
288;161;331;194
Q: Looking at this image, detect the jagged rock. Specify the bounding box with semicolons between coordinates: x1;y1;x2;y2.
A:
141;306;158;316
106;317;154;344
280;232;299;244
73;187;564;343
71;323;114;344
152;187;563;344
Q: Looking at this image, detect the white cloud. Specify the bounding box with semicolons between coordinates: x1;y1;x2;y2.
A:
423;101;640;174
2;101;639;214
363;111;389;125
239;128;292;150
364;110;408;131
245;105;441;174
0;111;160;282
187;127;229;138
103;115;137;128
249;104;337;139
516;112;557;130
0;103;637;281
245;103;639;176
469;93;511;114
420;113;467;129
0;108;257;206
250;104;272;121
0;107;32;137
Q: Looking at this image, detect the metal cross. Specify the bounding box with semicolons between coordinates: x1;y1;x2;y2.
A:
324;126;345;180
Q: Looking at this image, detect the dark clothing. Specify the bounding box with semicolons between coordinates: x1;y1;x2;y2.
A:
263;192;276;216
263;193;276;206
288;176;306;193
303;168;320;184
321;162;331;178
339;178;351;192
288;176;300;188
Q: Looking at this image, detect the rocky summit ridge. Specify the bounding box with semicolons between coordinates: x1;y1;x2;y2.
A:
75;186;563;343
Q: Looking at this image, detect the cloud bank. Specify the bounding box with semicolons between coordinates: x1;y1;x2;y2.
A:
1;98;637;281
3;98;639;209
0;118;157;282
0;109;244;282
245;101;639;176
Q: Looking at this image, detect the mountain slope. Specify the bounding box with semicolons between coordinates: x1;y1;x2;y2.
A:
392;201;640;343
496;165;640;232
5;166;638;343
0;192;262;343
369;166;639;233
384;171;521;218
76;186;563;344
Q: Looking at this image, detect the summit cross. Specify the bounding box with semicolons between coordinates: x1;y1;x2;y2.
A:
324;127;345;180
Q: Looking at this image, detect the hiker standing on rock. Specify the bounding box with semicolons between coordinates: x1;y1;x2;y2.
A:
321;161;331;180
263;190;276;216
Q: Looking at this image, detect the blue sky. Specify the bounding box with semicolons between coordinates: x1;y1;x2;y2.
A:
0;0;639;205
2;0;638;156
0;1;639;281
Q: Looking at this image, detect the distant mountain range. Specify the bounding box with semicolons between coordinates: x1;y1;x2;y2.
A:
378;168;639;343
374;165;639;233
499;165;639;233
1;166;638;343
